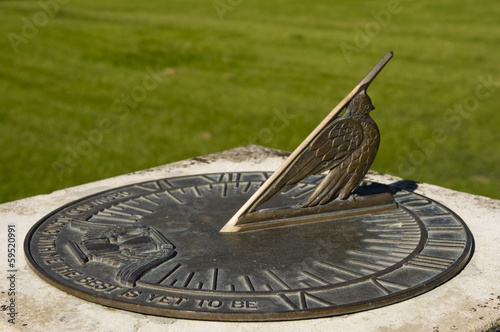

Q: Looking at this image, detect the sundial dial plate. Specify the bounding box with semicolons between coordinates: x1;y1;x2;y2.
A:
25;52;473;321
24;171;473;321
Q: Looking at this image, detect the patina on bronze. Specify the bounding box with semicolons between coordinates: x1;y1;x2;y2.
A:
25;53;473;322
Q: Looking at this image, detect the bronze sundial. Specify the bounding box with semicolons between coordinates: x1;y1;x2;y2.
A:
25;52;472;321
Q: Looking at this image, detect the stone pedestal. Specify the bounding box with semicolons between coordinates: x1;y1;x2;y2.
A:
1;146;499;331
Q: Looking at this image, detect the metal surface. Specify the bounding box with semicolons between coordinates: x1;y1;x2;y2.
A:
221;52;392;233
25;172;473;321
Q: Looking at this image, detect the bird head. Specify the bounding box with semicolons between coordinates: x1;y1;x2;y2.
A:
346;91;375;116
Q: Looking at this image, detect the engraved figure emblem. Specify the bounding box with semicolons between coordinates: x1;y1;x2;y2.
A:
67;220;175;287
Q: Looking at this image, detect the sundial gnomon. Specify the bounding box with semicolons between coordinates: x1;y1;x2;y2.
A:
25;52;472;321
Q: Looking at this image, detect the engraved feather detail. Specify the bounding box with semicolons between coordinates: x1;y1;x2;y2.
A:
252;91;379;209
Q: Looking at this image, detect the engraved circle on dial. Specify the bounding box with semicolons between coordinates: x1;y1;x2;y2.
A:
25;172;472;321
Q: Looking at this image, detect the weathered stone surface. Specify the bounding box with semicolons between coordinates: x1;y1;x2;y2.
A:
1;145;499;331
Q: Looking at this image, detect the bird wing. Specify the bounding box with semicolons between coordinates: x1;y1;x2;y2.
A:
296;118;364;181
304;121;379;206
252;118;363;208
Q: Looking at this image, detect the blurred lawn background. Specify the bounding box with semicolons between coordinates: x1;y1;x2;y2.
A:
0;0;499;203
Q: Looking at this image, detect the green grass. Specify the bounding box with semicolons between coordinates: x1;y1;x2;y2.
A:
0;0;499;203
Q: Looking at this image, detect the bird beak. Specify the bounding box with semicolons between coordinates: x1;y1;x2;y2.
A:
370;105;375;112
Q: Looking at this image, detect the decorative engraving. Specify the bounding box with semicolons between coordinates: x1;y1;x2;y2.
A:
301;270;332;286
277;292;335;310
242;275;255;291
211;268;219;290
181;272;195;288
406;254;454;271
265;270;292;290
257;95;379;208
158;263;182;284
426;238;466;249
67;220;175;287
371;278;409;294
